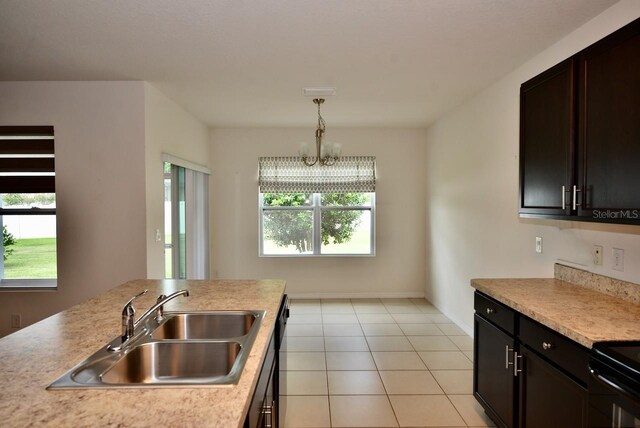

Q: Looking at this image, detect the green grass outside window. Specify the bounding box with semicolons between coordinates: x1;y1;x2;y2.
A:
3;238;57;279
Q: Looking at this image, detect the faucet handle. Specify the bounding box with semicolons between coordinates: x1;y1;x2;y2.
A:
122;289;148;315
155;294;167;320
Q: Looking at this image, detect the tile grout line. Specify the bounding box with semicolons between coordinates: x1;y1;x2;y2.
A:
322;304;334;428
285;298;476;428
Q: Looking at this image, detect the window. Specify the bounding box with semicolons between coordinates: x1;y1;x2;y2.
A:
260;192;375;256
0;126;57;288
258;156;376;256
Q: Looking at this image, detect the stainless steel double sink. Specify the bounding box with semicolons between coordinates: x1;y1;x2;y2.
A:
48;310;264;389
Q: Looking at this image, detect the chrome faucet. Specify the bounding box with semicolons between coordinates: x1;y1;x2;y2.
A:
133;289;189;332
110;289;190;352
120;289;148;342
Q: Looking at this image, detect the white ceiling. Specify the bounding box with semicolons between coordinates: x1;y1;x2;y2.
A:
0;0;617;127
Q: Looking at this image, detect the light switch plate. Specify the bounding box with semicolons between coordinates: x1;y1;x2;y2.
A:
612;248;624;271
535;237;543;254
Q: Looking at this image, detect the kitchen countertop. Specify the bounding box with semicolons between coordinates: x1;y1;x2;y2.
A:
471;277;640;348
0;279;286;427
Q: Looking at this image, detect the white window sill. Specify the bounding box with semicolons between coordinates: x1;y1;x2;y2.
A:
0;279;57;291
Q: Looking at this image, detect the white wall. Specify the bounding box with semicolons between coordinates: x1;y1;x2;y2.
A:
210;128;427;297
143;83;210;278
0;81;147;337
424;0;640;334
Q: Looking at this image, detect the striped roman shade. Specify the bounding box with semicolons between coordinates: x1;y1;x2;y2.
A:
0;126;55;193
259;156;376;193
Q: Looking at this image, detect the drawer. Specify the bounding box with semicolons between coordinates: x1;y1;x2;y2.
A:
519;316;589;385
474;291;516;335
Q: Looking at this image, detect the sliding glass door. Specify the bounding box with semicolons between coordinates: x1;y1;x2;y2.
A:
163;159;209;279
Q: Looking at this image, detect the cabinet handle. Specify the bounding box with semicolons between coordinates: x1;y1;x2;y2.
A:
486;308;496;315
262;403;273;428
505;345;514;369
572;185;582;210
562;185;566;209
514;352;523;377
542;341;555;350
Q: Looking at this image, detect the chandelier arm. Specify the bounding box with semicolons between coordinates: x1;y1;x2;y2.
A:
302;156;318;166
301;97;336;167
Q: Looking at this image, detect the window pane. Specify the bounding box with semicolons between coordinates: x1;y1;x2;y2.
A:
262;193;313;207
1;193;56;209
164;171;172;279
176;166;186;279
321;210;371;254
262;210;313;254
2;214;57;279
320;192;371;207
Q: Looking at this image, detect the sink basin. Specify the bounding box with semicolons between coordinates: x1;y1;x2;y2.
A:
48;309;265;389
101;341;241;384
152;312;256;340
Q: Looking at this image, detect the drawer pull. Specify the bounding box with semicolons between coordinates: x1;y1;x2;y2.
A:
514;352;523;376
505;345;514;369
486;308;496;314
542;342;555;350
262;402;274;428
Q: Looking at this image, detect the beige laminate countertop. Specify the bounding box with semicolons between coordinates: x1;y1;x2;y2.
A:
0;279;286;427
471;278;640;348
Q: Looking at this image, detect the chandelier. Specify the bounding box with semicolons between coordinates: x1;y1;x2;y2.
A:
299;98;341;166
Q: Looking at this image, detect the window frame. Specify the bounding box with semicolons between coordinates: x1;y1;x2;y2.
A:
0;126;57;290
258;192;376;257
0;201;58;290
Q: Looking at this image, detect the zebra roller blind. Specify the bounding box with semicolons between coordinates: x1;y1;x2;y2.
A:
258;156;376;193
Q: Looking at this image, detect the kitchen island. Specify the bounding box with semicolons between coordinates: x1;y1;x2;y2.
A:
0;279;286;427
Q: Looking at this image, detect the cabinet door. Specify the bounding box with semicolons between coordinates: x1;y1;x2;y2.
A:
263;363;276;428
519;58;575;216
245;335;276;428
577;18;640;221
474;314;517;428
519;348;587;428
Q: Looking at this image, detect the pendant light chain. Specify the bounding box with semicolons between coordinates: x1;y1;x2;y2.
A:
300;98;340;166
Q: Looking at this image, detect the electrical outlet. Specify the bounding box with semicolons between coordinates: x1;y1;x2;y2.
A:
613;248;624;271
155;229;162;242
535;237;543;254
593;245;603;266
10;314;21;329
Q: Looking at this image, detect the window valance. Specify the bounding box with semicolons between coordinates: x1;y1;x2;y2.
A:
258;156;376;193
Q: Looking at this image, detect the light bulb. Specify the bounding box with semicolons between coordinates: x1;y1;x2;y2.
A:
332;142;342;157
298;142;310;157
320;141;329;159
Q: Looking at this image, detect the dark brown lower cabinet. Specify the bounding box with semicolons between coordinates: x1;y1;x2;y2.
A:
245;334;276;428
474;314;517;428
245;294;288;428
474;291;589;428
518;347;588;428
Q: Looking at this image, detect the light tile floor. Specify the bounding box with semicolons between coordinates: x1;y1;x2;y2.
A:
280;298;496;428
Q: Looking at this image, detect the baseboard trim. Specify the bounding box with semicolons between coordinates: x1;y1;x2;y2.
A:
286;291;425;299
424;291;474;337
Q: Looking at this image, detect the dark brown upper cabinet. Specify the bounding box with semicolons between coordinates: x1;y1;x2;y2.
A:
519;17;640;224
577;19;640;220
519;58;576;217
